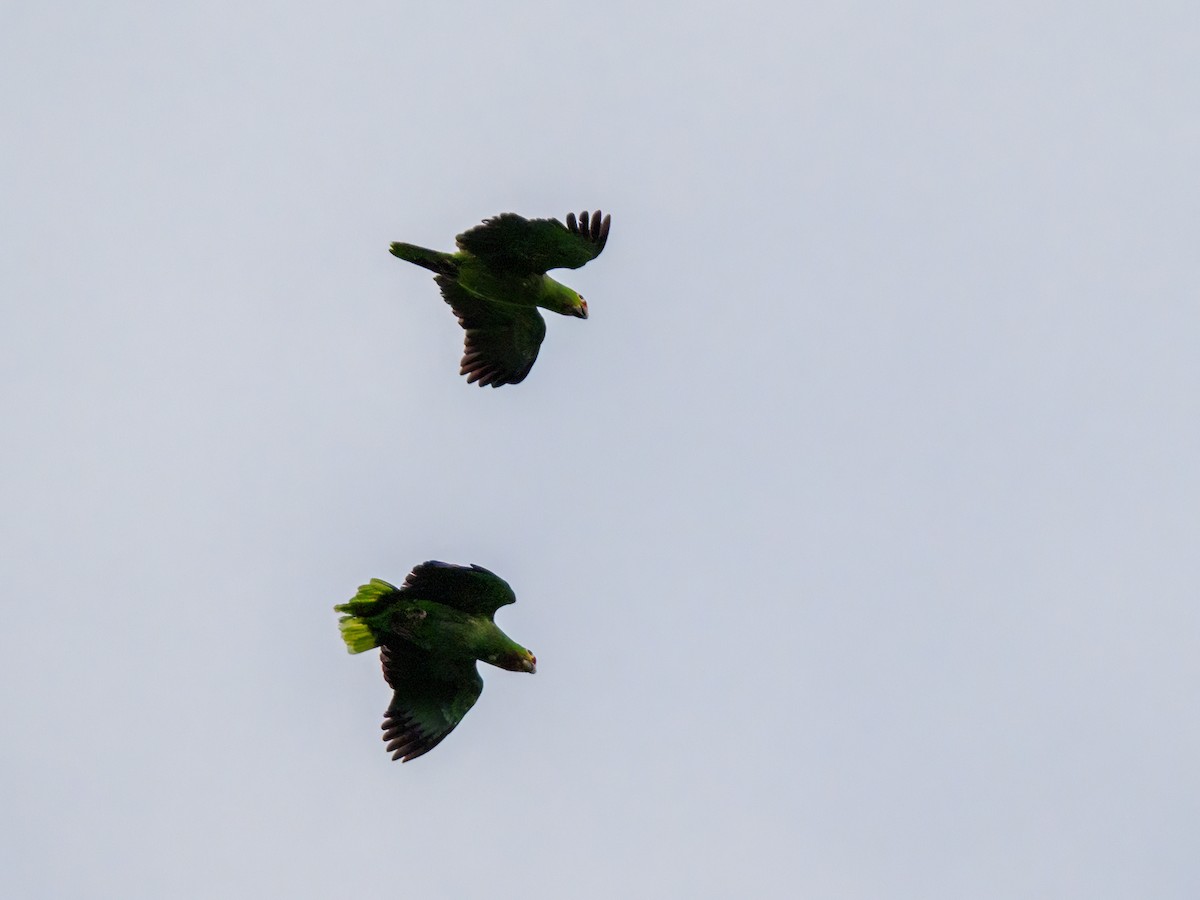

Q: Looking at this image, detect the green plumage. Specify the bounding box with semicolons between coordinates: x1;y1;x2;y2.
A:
335;561;535;762
389;209;611;387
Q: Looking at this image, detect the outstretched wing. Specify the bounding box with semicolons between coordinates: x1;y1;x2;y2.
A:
435;276;546;387
455;209;611;276
379;644;483;762
401;560;517;618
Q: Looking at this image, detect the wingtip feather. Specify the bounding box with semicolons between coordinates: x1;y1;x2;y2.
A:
565;208;610;253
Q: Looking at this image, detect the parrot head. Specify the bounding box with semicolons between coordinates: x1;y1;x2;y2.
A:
491;648;537;674
540;277;588;319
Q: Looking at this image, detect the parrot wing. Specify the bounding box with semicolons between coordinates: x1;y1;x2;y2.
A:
379;643;484;762
436;276;546;387
400;560;518;619
455;209;610;276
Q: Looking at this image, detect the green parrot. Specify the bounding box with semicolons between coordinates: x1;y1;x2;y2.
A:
335;561;536;762
389;209;611;387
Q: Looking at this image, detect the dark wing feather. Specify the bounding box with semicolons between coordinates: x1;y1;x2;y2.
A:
380;644;484;762
401;560;517;618
455;210;610;276
435;276;546;387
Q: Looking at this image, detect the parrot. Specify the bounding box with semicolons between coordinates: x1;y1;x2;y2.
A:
389;209;611;387
335;561;536;762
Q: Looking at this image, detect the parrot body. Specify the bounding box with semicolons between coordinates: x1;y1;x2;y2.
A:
335;561;535;762
389;209;611;386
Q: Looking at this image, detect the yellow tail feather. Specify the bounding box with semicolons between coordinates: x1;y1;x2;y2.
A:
334;578;397;654
338;617;378;654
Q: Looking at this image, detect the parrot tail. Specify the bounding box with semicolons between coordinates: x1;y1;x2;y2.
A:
389;242;458;276
334;578;398;654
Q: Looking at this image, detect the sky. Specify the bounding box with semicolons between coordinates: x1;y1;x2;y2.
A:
2;2;1198;897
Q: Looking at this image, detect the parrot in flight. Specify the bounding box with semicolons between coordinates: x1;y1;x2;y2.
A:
335;561;536;762
389;209;611;387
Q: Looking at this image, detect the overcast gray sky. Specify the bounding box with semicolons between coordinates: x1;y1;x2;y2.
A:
3;2;1198;897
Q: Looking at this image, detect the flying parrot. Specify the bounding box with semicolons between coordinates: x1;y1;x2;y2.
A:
389;209;611;387
335;561;536;762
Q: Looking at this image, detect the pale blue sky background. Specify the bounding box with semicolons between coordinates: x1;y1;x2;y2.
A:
2;2;1198;897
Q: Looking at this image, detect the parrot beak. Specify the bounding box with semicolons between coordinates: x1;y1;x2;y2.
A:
525;653;537;674
573;299;588;319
